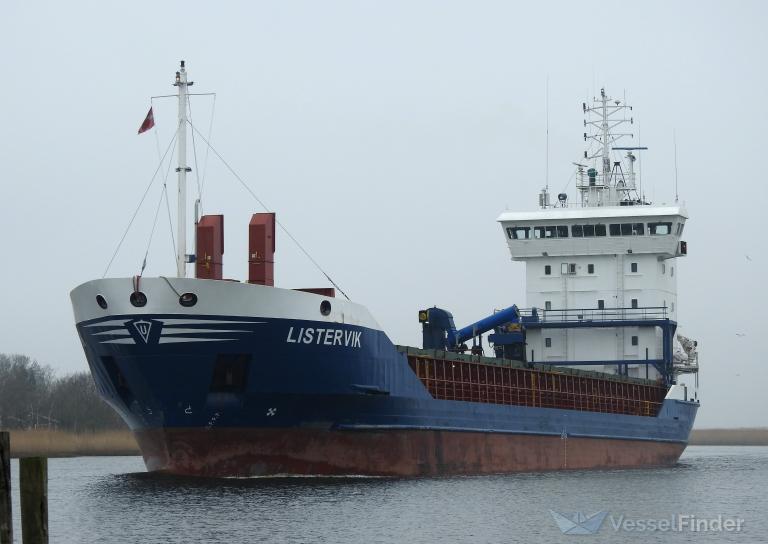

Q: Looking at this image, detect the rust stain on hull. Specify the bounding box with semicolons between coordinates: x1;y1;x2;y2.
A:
134;428;686;477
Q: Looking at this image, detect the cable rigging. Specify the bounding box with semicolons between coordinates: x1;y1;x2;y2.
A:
102;133;177;277
186;119;351;300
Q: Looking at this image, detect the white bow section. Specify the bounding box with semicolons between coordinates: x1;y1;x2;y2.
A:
70;277;381;330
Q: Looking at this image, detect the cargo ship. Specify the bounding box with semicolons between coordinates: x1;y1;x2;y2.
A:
71;63;700;476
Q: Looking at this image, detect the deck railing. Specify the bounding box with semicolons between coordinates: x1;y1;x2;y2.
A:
520;306;669;323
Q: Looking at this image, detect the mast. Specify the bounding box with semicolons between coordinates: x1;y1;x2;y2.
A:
173;61;193;277
579;88;637;207
600;89;610;180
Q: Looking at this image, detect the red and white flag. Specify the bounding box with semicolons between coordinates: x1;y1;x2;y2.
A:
137;107;155;134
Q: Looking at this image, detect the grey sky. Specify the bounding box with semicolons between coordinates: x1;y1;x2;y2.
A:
2;1;766;428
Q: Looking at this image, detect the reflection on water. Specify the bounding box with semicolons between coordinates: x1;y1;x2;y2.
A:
9;447;768;543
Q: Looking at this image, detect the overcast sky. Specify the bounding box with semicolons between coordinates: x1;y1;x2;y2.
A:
1;1;766;428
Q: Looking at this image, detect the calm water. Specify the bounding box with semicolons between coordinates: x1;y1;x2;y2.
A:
8;446;767;543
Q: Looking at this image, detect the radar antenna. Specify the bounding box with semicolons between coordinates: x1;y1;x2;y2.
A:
578;88;639;207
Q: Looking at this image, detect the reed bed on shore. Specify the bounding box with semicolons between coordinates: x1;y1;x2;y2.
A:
689;428;768;446
7;429;139;457
3;428;767;458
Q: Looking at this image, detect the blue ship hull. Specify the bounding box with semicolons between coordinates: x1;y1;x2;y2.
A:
76;312;698;476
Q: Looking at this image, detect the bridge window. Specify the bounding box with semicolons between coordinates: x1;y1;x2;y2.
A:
533;225;571;239
610;223;645;236
545;265;551;275
561;263;576;275
507;226;532;239
509;226;531;240
648;222;673;235
572;224;605;237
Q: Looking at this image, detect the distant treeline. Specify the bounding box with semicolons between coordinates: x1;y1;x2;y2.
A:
0;353;124;431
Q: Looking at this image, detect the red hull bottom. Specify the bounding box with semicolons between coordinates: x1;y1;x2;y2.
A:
133;428;686;477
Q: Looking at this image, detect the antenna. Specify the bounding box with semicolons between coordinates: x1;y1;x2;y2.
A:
580;88;634;205
545;76;549;191
673;129;679;203
638;125;642;201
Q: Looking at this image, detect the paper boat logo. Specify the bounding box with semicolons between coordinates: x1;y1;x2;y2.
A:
133;320;153;343
549;510;608;535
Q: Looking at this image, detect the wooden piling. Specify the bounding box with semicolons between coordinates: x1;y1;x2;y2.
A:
0;432;11;544
20;457;47;544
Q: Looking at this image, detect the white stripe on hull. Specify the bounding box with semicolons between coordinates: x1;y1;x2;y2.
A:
84;319;130;328
92;329;132;336
157;337;237;344
159;319;267;325
158;328;252;334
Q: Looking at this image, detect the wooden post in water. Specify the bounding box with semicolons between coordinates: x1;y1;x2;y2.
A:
20;457;47;544
0;432;12;544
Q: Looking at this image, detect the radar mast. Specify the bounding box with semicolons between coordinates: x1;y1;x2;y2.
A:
578;88;645;207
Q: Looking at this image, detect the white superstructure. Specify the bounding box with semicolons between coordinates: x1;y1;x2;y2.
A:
497;89;688;379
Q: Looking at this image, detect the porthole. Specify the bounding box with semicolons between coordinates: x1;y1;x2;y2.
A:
96;294;108;309
179;292;198;307
320;300;331;316
129;291;147;307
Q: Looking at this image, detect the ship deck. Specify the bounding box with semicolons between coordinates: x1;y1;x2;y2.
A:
396;345;666;417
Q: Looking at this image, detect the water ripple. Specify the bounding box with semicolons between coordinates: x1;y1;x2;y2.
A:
8;446;768;543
